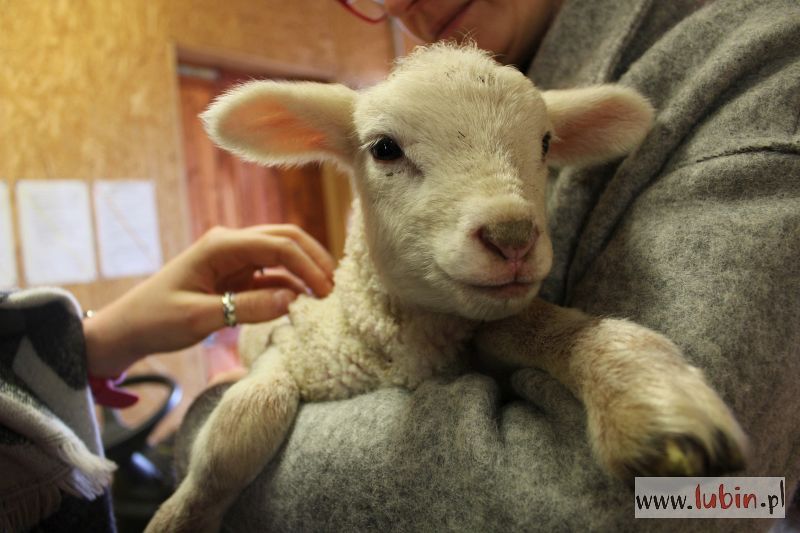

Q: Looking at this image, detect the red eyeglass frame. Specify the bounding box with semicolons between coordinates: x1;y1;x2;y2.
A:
335;0;388;23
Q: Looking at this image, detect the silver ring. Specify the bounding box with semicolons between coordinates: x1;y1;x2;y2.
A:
222;292;237;327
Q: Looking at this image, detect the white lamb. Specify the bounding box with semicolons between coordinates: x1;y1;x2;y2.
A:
146;43;747;533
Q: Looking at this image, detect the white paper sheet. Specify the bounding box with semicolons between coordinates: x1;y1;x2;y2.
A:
93;180;163;278
0;181;18;288
17;179;97;285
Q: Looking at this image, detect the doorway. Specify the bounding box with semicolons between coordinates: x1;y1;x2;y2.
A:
177;63;330;247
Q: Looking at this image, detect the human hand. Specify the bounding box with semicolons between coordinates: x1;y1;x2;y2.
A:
84;225;335;378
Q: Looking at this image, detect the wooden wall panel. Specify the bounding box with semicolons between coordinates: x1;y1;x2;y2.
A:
1;1;180;307
0;0;397;437
167;0;396;87
1;0;394;298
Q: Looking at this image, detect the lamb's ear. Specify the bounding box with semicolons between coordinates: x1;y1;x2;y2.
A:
542;85;654;167
201;81;357;168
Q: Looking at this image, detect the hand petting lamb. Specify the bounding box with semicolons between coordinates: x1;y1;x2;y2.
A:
146;43;747;533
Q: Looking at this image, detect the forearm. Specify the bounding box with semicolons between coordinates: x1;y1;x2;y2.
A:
82;293;152;378
83;284;210;378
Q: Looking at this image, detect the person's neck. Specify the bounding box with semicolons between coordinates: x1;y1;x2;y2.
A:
505;0;565;68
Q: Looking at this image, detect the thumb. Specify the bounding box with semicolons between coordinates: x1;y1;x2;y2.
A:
230;288;298;325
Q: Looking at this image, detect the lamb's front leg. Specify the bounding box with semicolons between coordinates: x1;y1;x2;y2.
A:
474;298;748;482
145;349;298;533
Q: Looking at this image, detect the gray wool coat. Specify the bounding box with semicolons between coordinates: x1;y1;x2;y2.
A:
176;0;800;531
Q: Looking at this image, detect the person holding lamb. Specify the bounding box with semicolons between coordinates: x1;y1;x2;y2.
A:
169;0;800;532
3;0;795;531
146;42;748;532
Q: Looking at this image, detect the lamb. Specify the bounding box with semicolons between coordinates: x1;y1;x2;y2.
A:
146;43;747;533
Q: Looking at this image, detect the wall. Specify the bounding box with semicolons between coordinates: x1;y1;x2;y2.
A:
0;0;395;303
0;0;396;436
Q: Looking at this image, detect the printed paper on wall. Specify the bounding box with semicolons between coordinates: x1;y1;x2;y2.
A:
93;180;163;278
17;179;98;285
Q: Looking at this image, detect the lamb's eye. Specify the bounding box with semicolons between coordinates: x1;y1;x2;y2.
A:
370;137;404;161
542;132;552;159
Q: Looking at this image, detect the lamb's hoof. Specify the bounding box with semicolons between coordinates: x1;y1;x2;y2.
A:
591;372;749;485
624;430;746;480
583;326;749;484
595;403;749;486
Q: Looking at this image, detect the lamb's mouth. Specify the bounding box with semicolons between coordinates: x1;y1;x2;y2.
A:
433;263;538;300
465;281;537;299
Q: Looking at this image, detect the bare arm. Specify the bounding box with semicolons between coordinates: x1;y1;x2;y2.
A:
84;225;335;378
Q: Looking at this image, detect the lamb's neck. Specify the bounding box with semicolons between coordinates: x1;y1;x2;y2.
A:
334;200;477;374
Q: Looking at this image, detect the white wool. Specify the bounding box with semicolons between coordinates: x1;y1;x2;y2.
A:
244;199;476;401
225;42;654;400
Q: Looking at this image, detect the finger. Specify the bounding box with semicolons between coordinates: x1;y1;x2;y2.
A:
251;269;308;294
206;232;333;297
192;288;298;337
215;266;263;293
217;267;308;295
231;288;299;325
257;235;332;296
247;224;336;279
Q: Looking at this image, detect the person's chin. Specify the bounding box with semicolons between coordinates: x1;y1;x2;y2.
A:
434;0;478;41
474;31;517;62
447;6;515;59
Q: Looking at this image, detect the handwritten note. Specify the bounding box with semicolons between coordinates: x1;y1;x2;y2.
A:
93;180;163;278
17;180;97;286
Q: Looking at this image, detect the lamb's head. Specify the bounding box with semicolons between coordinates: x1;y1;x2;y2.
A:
202;43;653;321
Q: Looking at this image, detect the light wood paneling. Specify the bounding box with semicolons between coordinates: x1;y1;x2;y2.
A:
0;0;397;439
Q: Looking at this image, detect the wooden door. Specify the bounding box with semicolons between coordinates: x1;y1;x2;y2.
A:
178;64;329;247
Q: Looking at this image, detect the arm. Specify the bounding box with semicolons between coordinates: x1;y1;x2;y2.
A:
83;224;335;378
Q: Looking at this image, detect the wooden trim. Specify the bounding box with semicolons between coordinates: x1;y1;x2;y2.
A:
320;163;353;261
176;44;333;83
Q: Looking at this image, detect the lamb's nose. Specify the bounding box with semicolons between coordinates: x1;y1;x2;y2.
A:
478;219;538;260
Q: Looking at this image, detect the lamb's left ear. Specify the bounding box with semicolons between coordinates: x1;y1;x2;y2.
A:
543;85;654;167
201;81;358;169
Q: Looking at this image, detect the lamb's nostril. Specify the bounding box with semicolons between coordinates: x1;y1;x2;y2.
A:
478;220;538;260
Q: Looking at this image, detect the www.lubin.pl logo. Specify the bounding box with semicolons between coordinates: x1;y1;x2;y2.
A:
634;477;786;519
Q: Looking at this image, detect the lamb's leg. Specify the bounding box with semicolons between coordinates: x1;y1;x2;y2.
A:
145;349;298;533
474;298;748;482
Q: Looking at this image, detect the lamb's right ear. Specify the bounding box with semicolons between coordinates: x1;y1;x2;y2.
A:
201;81;357;168
542;85;654;167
